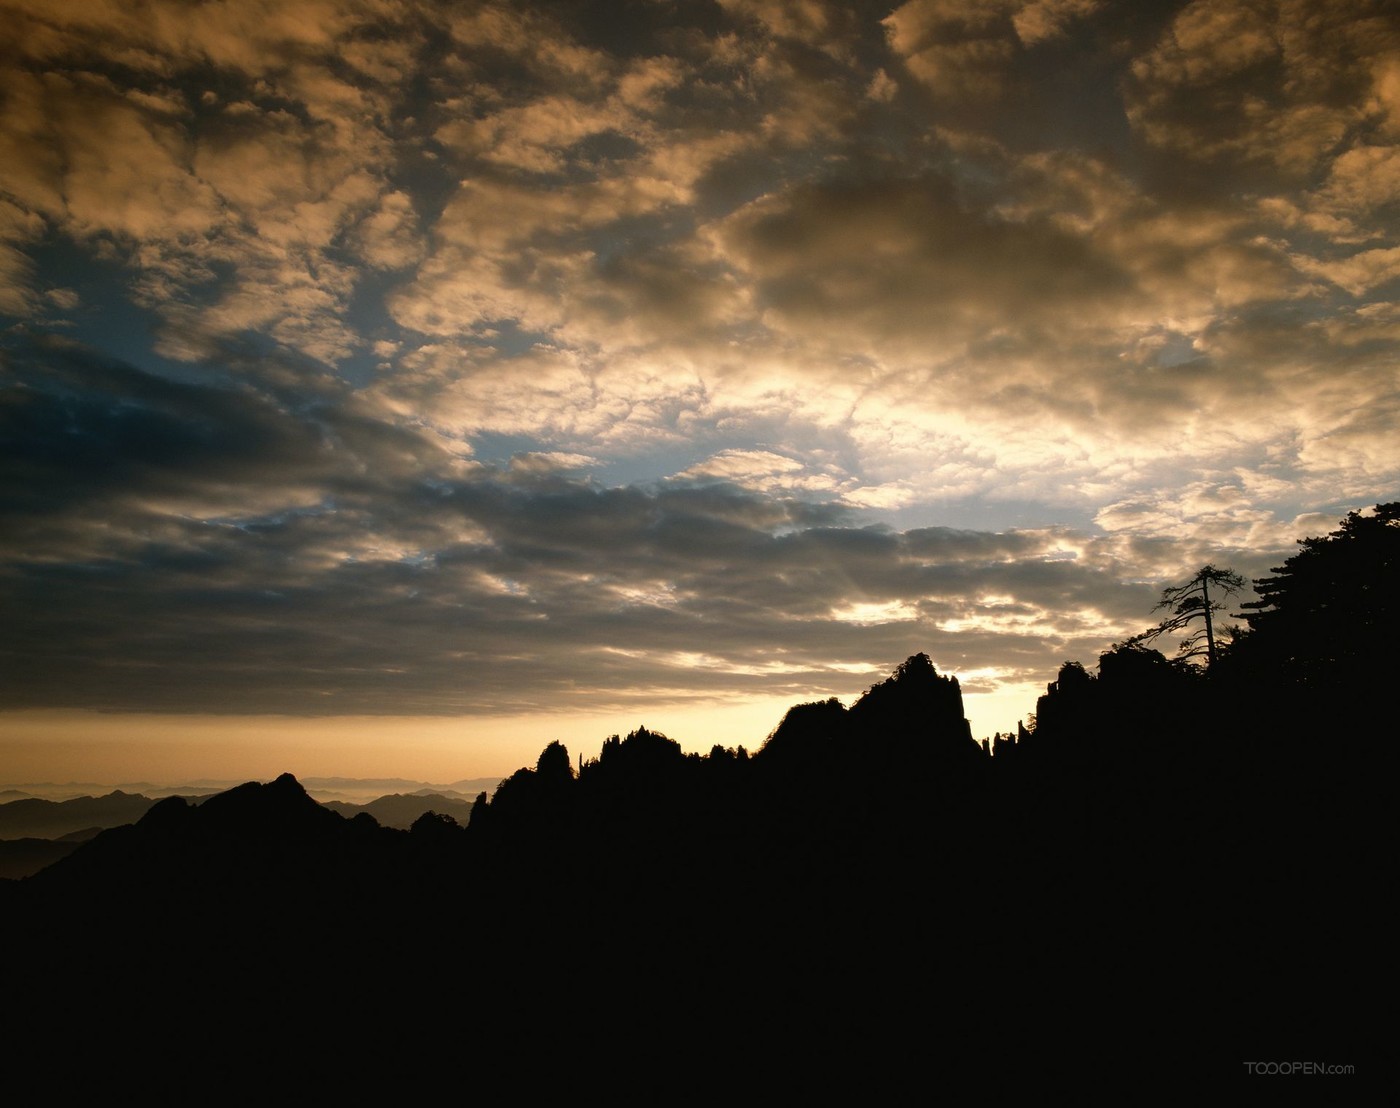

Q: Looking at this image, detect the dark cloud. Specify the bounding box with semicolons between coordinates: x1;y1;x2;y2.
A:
1124;0;1399;178
721;169;1137;346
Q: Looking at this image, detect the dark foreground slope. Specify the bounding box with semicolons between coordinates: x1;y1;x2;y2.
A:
3;662;1371;1075
4;508;1387;1077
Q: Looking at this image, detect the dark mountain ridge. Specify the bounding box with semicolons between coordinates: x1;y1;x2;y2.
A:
5;504;1386;1070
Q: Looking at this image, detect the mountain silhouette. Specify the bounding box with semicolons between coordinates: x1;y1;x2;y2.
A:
0;834;87;880
5;505;1386;1074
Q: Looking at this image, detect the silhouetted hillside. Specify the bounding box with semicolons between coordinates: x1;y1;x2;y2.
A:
6;505;1385;1069
27;772;396;897
0;833;88;880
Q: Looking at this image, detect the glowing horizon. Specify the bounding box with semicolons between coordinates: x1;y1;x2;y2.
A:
0;669;1045;789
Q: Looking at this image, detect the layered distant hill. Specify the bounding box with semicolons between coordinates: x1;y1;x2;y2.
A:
0;789;176;840
296;776;503;805
321;791;479;829
0;778;501;878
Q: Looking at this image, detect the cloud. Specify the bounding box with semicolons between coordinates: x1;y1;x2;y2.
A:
1314;144;1400;221
718;168;1133;345
439;92;641;174
1125;0;1400;176
719;0;847;50
883;1;1021;99
0;0;422;371
0;199;43;315
675;447;854;498
349;190;427;271
1011;0;1103;46
1295;245;1400;296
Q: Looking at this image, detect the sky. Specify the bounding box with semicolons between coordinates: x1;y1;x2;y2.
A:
2;0;1398;786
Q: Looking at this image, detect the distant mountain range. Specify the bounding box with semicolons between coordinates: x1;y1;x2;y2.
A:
321;791;479;829
0;778;499;878
0;789;170;840
298;776;502;803
0;775;503;805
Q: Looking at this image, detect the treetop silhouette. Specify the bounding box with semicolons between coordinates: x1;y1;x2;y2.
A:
1236;502;1399;689
1124;564;1245;669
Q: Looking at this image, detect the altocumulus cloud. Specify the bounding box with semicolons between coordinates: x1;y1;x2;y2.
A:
1;0;1396;726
